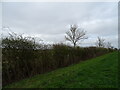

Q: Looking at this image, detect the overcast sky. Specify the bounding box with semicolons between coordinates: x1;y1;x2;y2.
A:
2;2;118;48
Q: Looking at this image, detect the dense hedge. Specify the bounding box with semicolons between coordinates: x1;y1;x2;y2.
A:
2;35;114;86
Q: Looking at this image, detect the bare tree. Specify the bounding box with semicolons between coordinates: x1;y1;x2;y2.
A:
65;24;87;47
95;37;105;48
106;42;113;49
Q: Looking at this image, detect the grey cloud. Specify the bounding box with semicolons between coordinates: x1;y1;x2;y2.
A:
82;17;117;36
2;2;118;48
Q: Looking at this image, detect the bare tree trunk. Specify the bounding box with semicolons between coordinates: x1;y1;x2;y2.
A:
74;43;76;48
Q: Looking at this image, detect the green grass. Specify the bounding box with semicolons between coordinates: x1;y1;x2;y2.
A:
5;52;118;88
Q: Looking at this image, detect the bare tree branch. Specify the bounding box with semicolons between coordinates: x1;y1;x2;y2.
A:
95;37;105;48
65;24;87;47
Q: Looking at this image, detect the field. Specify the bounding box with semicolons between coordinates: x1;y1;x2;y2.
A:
4;52;118;88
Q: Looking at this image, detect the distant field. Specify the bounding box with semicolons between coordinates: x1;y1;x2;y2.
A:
4;52;118;88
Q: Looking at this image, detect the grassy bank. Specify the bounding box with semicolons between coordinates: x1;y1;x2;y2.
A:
5;52;118;88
